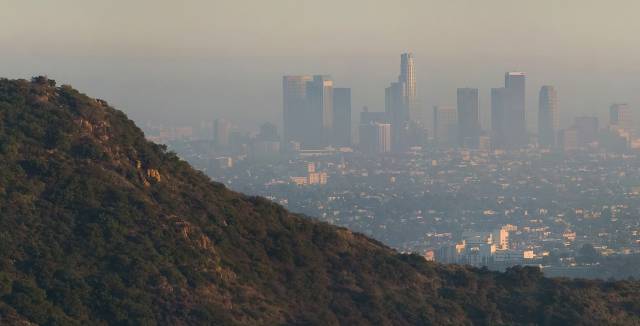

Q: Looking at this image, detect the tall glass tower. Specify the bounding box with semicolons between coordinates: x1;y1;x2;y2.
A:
400;53;417;119
457;88;480;148
386;53;420;151
504;72;527;148
282;75;312;145
306;75;334;148
538;86;558;148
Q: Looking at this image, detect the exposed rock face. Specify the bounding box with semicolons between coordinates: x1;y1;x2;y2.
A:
147;168;161;182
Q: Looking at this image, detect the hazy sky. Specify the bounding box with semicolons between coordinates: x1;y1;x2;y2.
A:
2;0;640;132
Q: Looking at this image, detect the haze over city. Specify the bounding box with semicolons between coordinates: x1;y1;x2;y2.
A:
6;1;640;324
2;0;640;131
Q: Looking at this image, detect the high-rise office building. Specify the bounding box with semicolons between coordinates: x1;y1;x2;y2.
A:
306;75;334;148
283;75;345;149
457;88;480;148
214;118;231;148
386;81;409;151
504;72;527;148
400;53;417;120
361;108;390;125
558;127;578;152
433;105;457;147
491;72;527;149
385;52;420;152
573;116;599;147
359;122;391;154
538;86;559;148
376;123;392;153
282;75;312;145
610;103;632;131
257;122;279;141
491;87;508;149
385;82;409;122
333;88;351;147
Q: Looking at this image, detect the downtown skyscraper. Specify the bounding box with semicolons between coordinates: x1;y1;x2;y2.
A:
306;75;334;148
491;87;508;149
610;103;632;132
504;72;527;148
538;86;559;148
359;121;391;154
385;52;419;151
283;75;351;149
457;88;480;148
433;105;457;147
332;88;352;147
400;53;417;120
605;103;633;150
282;75;312;146
491;72;527;149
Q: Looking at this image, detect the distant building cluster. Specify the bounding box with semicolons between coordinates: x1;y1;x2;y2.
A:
284;53;428;154
167;128;640;278
282;75;352;149
434;225;535;268
145;51;640;279
280;53;637;156
147;51;638;164
290;162;328;186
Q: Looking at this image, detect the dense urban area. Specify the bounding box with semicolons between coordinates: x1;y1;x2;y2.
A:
145;53;640;279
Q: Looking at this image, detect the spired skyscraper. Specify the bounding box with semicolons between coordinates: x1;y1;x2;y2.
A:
386;52;420;151
456;88;480;148
400;53;418;120
538;86;559;148
491;72;527;149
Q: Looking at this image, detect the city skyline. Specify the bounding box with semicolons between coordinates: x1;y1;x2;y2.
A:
166;52;635;155
279;54;636;152
5;2;640;323
142;50;637;152
2;1;640;132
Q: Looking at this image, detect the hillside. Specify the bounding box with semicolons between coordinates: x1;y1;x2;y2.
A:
0;77;639;325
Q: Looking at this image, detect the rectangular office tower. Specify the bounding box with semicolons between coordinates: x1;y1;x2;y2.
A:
306;75;334;148
538;86;559;148
573;116;598;147
332;88;352;147
491;72;527;150
282;75;312;146
214;118;231;149
433;105;458;148
491;87;508;149
610;103;632;131
385;81;410;151
457;88;480;148
359;122;391;154
504;72;527;148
